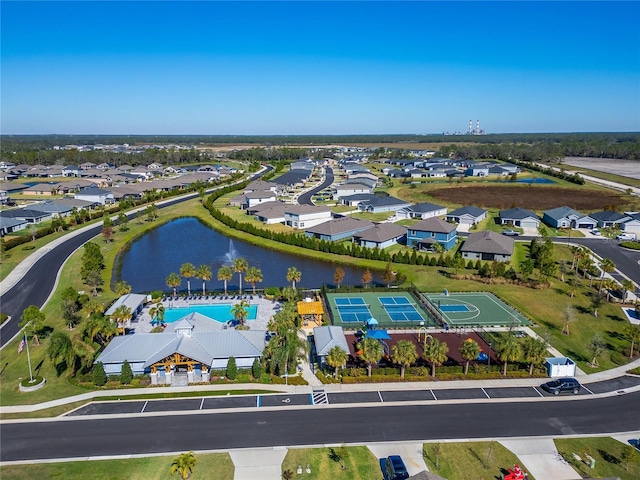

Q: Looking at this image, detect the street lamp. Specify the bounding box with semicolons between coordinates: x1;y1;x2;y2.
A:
488;343;492;367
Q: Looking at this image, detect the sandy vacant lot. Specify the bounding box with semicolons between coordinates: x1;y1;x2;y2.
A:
563;157;640;180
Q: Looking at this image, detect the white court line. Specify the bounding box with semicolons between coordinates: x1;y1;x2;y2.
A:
430;390;438;401
533;386;544;397
481;387;490;399
199;397;205;410
140;401;148;413
378;391;384;403
582;385;595;395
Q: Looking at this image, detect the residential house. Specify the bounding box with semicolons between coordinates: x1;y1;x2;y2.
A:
0;208;52;224
589;211;632;229
460;230;514;262
464;165;489;177
357;196;411;214
0;216;29;236
353;223;407;249
244;180;279;194
284;205;332;229
28;200;74;218
305;217;374;241
252;203;288;225
396;202;447;220
62;165;82;177
333;182;374;199
406;217;457;251
74;186;115;205
340;193;377;207
542;206;597;229
445;206;488;226
498;208;540;228
313;326;350;369
22;183;61;196
245;190;277;209
620;213;640;235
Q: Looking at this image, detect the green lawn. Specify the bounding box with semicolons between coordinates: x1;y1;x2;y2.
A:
555;437;640;480
282;446;381;480
0;452;234;480
423;441;535;480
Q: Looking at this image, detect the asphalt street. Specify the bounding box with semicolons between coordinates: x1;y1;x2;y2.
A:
296;166;334;205
3;391;639;461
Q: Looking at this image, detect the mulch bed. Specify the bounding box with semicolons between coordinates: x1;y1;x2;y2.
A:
345;331;498;369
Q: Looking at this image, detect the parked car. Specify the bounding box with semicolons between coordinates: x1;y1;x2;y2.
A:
382;455;409;480
541;377;581;395
590;229;601;236
502;230;520;236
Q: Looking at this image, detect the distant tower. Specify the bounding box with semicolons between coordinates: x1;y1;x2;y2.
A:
476;120;480;135
468;120;473;134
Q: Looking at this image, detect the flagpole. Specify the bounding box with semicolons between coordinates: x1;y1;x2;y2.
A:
24;329;34;383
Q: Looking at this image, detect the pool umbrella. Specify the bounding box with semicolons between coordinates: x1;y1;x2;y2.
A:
367;317;378;325
368;330;391;340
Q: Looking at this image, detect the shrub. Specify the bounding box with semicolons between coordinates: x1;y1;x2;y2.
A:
93;362;107;386
151;290;163;300
252;358;262;379
226;357;238;380
120;360;133;384
0;312;8;323
621;241;640;250
22;245;36;251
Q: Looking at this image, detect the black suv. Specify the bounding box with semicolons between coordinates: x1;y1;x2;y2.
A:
541;377;581;395
382;455;409;480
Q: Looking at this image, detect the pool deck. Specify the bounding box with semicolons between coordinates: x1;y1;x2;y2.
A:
132;295;280;333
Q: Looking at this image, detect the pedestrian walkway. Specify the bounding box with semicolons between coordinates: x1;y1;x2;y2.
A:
499;438;581;480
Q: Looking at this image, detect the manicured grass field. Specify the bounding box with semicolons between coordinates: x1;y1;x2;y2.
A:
555;437;640;480
0;452;234;480
282;446;381;480
423;441;536;480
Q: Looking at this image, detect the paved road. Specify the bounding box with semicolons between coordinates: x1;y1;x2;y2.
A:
569;237;640;287
2;390;639;461
296;167;334;206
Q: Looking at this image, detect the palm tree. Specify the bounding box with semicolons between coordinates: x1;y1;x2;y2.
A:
217;266;233;295
180;262;196;296
231;300;250;326
195;264;212;296
391;340;417;378
496;337;522;376
621;279;635;304
264;304;309;376
358;337;383;377
326;345;348;379
149;304;166;324
114;280;132;295
521;336;548;375
424;338;449;377
84;299;105;318
83;316;117;346
286;266;302;290
624;323;640;359
233;257;248;294
245;267;263;294
602;278;618;302
459;338;481;375
166;272;181;298
599;258;616;292
110;305;132;334
170;451;197;479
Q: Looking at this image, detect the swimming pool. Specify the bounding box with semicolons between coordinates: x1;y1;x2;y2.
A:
163;304;258;323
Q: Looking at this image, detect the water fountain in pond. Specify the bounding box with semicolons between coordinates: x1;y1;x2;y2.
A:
223;239;239;264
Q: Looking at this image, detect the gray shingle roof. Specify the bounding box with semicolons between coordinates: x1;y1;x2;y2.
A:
360;196;410;208
460;230;514;255
589;210;630;223
543;206;581;221
405;202;445;213
411;217;457;234
446;206;487;218
499;207;538;220
305;217;374;236
354;223;408;243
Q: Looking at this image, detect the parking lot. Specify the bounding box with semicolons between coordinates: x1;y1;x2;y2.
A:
65;375;640;417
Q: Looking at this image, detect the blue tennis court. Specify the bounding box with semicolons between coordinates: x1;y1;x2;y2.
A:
439;305;471;313
379;297;424;322
334;297;372;323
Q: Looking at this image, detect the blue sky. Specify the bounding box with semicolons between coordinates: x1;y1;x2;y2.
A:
2;1;639;134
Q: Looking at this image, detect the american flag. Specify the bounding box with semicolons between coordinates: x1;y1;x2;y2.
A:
18;338;26;354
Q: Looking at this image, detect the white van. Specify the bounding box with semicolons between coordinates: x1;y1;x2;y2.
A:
617;233;637;241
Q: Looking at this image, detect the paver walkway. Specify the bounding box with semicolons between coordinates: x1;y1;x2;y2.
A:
499;438;581;480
